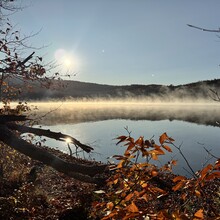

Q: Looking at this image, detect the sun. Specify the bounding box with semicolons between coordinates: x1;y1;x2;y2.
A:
54;48;80;70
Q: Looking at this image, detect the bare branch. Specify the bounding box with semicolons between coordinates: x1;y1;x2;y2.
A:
187;24;220;33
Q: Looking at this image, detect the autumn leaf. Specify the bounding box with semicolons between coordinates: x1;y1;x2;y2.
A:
127;202;139;213
116;135;127;145
159;133;168;144
195;190;201;197
150;152;158;160
126;143;135;151
200;164;213;180
125;193;134;201
135;136;144;146
112;155;125;160
107;202;114;211
172;180;185;191
173;176;186;182
171;160;178;166
162;145;172;152
151;170;158;177
117;160;124;169
194;209;203;219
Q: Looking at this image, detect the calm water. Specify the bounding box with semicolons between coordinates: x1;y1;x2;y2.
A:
32;101;220;176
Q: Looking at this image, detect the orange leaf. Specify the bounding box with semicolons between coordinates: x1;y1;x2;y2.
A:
200;164;213;179
171;160;178;166
125;193;134;201
135;136;144;146
159;133;168;144
126;143;135;151
151;170;158;177
195;190;201;197
172;181;185;191
117;160;124;168
141;183;148;188
107;202;114;210
113;178;118;184
182;193;187;201
194;209;203;219
173;176;186;182
162;145;172;152
205;171;220;181
151;152;158;160
168;137;175;142
127;202;139;213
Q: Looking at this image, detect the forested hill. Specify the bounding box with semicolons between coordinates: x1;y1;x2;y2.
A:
9;78;220;101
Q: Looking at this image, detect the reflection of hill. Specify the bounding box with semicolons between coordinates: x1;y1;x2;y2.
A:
6;78;220;101
31;102;220;127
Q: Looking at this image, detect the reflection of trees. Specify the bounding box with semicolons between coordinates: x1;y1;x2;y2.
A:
34;103;220;127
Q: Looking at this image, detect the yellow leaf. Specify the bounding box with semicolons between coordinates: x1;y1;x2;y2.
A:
127;202;139;213
194;209;203;219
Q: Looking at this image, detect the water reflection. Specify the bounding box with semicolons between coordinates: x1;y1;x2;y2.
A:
32;102;220;127
31;102;220;176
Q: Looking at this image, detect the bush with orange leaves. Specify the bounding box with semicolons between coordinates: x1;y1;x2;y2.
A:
90;133;220;220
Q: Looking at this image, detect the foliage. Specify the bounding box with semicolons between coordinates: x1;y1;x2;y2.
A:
91;133;220;219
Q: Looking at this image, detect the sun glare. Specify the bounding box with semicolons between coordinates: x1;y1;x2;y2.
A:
54;48;80;70
65;137;72;144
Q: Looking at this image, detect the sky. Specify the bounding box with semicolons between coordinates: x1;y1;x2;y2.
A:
8;0;220;85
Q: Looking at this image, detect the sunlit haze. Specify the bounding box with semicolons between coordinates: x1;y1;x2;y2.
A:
11;0;220;85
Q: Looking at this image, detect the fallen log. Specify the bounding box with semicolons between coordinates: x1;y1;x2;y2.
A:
6;122;93;153
0;119;108;184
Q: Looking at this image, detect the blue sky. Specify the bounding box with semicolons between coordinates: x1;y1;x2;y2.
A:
10;0;220;85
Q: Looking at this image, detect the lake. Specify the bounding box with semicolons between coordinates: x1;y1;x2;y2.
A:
30;101;220;177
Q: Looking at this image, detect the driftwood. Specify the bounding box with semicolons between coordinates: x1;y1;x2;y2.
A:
0;115;108;184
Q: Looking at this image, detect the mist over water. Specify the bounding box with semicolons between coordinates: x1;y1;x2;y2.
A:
29;100;220;127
